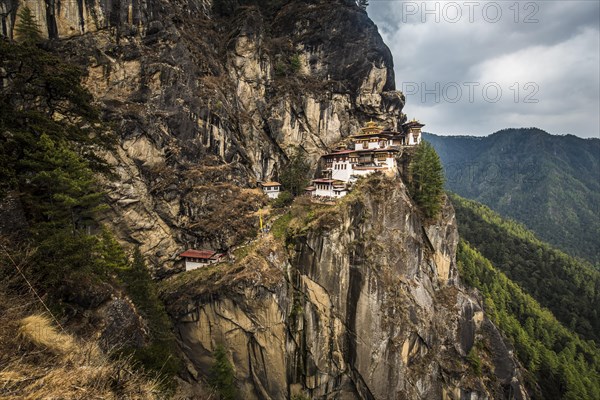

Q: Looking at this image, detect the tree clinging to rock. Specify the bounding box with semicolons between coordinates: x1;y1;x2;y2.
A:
409;141;445;219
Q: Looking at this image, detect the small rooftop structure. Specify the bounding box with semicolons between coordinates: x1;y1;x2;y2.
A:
360;120;384;134
180;249;224;271
260;181;282;199
402;119;424;145
404;119;425;128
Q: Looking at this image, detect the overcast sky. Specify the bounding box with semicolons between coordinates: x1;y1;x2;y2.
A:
367;1;600;138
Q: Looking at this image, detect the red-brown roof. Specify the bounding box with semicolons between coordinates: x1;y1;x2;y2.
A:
323;149;355;157
312;178;336;183
180;249;220;259
353;166;387;170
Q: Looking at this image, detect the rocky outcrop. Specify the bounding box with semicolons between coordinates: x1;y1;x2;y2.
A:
162;176;529;399
1;0;406;270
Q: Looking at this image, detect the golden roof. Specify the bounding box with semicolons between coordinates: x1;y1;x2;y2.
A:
361;120;383;133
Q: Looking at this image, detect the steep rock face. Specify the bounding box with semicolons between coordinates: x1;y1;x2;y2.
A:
161;236;290;398
162;176;529;399
287;176;527;399
1;0;404;270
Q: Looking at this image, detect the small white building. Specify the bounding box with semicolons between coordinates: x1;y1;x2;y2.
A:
327;150;354;182
332;182;349;198
180;249;224;271
403;119;424;145
312;179;349;198
260;181;282;199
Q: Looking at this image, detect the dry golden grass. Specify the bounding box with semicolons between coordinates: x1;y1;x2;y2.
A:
18;315;75;355
0;311;162;399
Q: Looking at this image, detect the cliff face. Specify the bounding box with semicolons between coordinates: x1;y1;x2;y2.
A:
1;0;404;270
162;176;529;399
2;1;529;398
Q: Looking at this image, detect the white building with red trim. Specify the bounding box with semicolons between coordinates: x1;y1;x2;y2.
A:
180;249;224;271
308;120;424;199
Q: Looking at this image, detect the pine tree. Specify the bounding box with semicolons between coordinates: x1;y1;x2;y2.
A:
209;344;237;400
20;134;105;232
15;6;44;44
279;146;311;196
409;141;445;219
0;36;113;286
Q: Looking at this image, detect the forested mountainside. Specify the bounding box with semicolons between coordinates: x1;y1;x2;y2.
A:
0;1;532;399
424;129;600;265
452;193;600;399
457;241;600;400
451;194;600;343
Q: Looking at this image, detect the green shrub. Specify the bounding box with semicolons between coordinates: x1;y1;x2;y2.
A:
273;191;293;208
274;54;303;77
209;344;237;400
290;54;302;73
274;60;287;76
271;212;293;241
467;347;482;376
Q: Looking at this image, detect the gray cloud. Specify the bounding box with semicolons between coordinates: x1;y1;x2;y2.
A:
367;0;600;138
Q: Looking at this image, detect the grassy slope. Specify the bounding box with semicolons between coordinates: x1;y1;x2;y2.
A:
0;287;160;399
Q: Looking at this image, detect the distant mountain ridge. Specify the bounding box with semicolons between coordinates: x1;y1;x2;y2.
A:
425;128;600;264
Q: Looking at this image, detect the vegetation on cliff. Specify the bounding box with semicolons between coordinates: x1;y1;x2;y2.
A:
452;194;600;343
458;241;600;399
0;19;179;394
279;145;312;197
116;248;181;385
409;141;445;218
209;344;238;400
1;17;113;295
14;6;44;44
